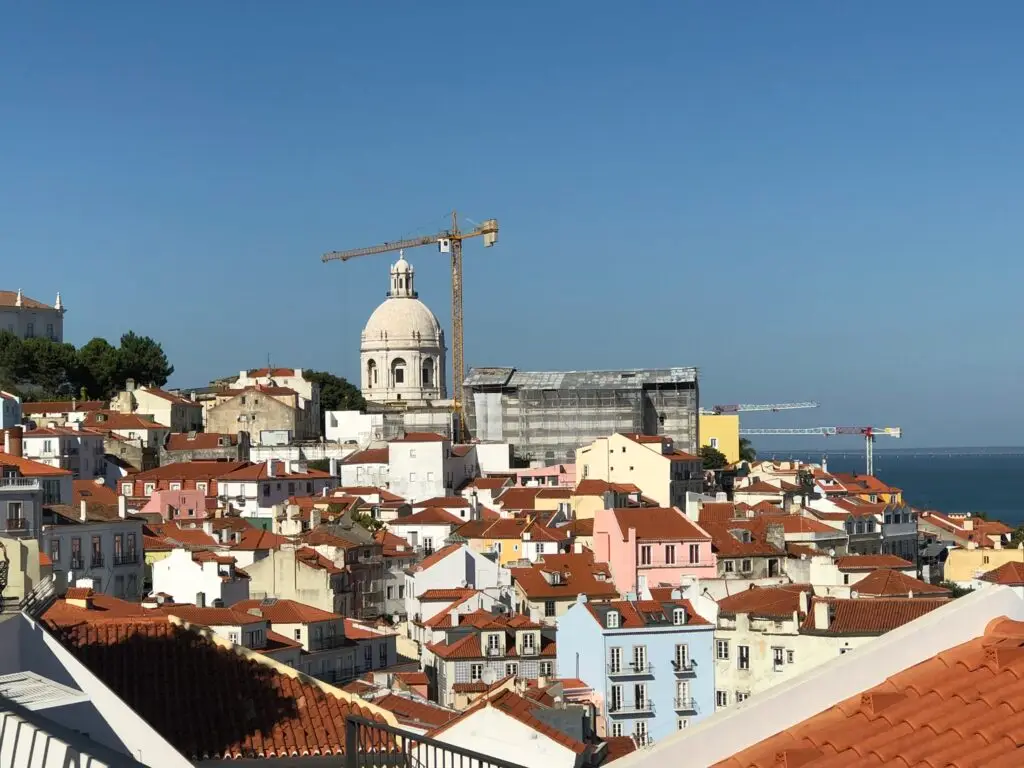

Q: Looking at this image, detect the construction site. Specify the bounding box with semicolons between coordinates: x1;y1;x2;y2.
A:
462;366;700;462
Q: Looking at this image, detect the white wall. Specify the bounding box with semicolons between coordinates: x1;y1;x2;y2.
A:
474;443;512;474
404;546;510;622
387;521;455;553
325;411;384;445
341;460;389;488
152;548;250;606
41;520;145;599
429;706;577;768
389;441;447;503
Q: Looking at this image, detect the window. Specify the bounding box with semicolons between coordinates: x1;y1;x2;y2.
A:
523;632;536;652
46;323;54;339
409;472;417;482
787;650;795;664
113;534;123;560
716;690;728;708
715;640;729;660
363;645;372;668
409;449;416;459
379;644;387;666
50;539;60;563
741;559;752;572
294;629;302;640
228;631;239;644
540;661;552;676
609;647;622;674
738;645;750;670
262;484;270;498
674;644;689;670
633;645;648;673
640;545;651;565
470;664;483;681
505;662;519;677
386;586;395;600
196;482;207;493
26;323;34;338
773;647;784;671
609;684;623;712
487;634;500;653
665;544;676;564
843;573;850;585
169;482;181;491
144;483;156;495
724;560;735;573
736;691;750;703
42;439;53;453
688;543;700;564
70;537;81;567
399;585;405;599
673;608;685;625
91;535;102;566
634;721;648;744
606;610;619;629
710;437;719;449
544;600;556;617
121;483;133;496
677;718;689;730
610;723;622;738
287;482;295;495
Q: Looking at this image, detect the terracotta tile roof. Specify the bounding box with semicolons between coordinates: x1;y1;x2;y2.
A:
21;399;106;414
413;496;471;508
391;507;464;526
144;387;199;406
800;597;949;636
0;290;52;308
391;432;447;443
81;411;167;431
772;515;842;535
466;477;510;491
602;735;638;763
718;585;808;619
421;595;480;629
220;384;298;398
73;479;119;506
144;533;174;552
452;681;489;693
835;554;915;571
131;460;249;483
430;689;587;754
609;507;710;542
231;527;290;551
702;521;785;558
853;569;952;598
165;605;266;626
263;630;303;652
574;479;642;496
511;551;619;601
217;461;332;481
0;451;72;476
232;598;342;624
408;543;463;573
699;502;741;523
565;518;594;536
341;448;389;465
786;543;821;558
144;522;219;549
735;480;784;495
246;367;297;378
165;432;238;450
495;487;544;510
585;598;711;628
715;617;1024;768
45;618;389;759
340;486;404;502
480;506;500;521
419;588;478;601
982;561;1024;586
25;426;99;437
374;693;458;729
394;671;429;686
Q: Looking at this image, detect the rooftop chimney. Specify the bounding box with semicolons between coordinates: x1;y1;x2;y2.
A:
329;457;340;477
118;495;127;520
266;458;275;478
799;590;809;615
310;507;322;529
80;499;88;523
126;378;136;392
202;520;214;536
813;600;830;631
449;609;459;627
4;426;24;458
196;592;206;608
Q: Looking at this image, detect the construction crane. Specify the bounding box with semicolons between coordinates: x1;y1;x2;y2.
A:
738;426;902;476
322;212;499;440
700;401;819;415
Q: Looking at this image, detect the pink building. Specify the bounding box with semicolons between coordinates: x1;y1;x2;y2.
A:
515;463;575;488
593;506;716;595
140;489;210;521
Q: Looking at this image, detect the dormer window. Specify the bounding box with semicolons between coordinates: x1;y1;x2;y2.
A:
606;610;620;629
673;608;685;626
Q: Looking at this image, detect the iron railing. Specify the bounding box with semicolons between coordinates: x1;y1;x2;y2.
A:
70;557;84;570
343;715;526;768
91;555;104;568
607;662;654;676
113;553;138;566
4;518;27;531
672;658;695;674
673;697;697;712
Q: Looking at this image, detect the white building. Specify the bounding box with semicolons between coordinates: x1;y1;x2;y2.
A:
22;426;105;480
325;410;385;445
215;459;336;519
360;255;447;406
81;411;170;448
152;547;251;608
1;391;21;429
340;446;390;488
0;289;65;341
404;543;511;626
387;432;478;504
388;507;465;555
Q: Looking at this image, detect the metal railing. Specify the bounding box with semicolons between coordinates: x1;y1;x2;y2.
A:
69;557;84;570
90;555;104;568
609;701;656;715
608;662;654;676
0;477;40;490
673;697;697;712
4;518;27;531
672;658;695;674
113;553;138;567
343;715;526;768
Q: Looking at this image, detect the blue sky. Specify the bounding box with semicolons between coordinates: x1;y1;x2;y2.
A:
2;2;1021;448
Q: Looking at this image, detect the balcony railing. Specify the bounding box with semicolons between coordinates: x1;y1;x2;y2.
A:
519;645;539;656
69;557;84;570
317;635;350;650
4;518;27;531
90;555;104;568
113;553;138;567
0;477;40;490
674;697;697;712
608;662;654;677
485;646;503;658
672;658;696;674
343;714;526;768
609;701;656;716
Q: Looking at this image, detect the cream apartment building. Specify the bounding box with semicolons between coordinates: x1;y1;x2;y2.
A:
575;432;702;508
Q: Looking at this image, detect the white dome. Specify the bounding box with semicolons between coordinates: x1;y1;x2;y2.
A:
393;255;412;274
362;297;443;345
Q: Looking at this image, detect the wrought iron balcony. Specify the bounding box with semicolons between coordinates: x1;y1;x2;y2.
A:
90;555;104;568
607;661;654;677
4;518;27;531
69;557;84;570
674;697;697;712
113;553;138;567
672;658;696;674
608;701;656;716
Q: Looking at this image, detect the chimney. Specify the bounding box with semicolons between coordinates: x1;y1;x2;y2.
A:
573;541;583;554
266;458;275;478
813;600;830;631
329;457;340;477
80;499;88;523
190;391;198;402
798;590;809;615
126;378;136;392
321;486;329;497
118;495;127;520
311;507;322;529
203;520;214;536
962;518;975;531
4;425;24;458
449;609;459;627
196;592;206;608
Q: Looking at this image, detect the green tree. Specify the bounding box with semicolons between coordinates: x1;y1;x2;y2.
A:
115;331;174;388
700;444;728;470
939;581;974;598
20;338;81;398
304;370;366;432
350;511;383;533
0;331;29;393
77;337;119;399
739;437;757;463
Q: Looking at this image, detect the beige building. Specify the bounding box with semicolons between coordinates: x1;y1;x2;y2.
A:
111;381;204;432
207;385;316;443
233;368;321;432
244;545;352;616
0;289;65;341
575;432;702;508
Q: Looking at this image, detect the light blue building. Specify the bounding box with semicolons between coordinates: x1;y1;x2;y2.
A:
555;591;715;747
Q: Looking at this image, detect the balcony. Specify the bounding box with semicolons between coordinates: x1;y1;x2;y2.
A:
90;555;104;568
519;645;539;656
0;477;40;491
113;553;138;567
357;553;383;565
608;662;654;677
672;659;696;675
69;557;84;570
316;635;350;650
674;697;697;712
485;646;504;658
4;518;27;532
609;701;656;716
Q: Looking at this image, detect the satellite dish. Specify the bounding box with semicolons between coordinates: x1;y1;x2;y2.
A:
828;548;836;557
481;668;498;685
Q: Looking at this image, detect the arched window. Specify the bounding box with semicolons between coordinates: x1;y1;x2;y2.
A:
391;358;406;386
422;358;434;387
366;360;377;388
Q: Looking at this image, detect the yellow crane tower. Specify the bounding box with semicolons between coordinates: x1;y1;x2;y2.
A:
322;212;499;439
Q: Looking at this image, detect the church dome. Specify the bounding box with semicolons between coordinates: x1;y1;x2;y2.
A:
362;296;443;345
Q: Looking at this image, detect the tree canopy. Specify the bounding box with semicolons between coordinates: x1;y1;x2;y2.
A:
0;330;174;401
304;370;366;431
700;444;729;470
739;437;757;463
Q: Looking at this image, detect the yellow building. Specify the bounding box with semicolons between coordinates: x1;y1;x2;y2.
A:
699;414;740;464
944;544;1024;585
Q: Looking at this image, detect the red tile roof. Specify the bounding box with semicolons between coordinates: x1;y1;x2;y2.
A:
232;598;341;624
715;617;1024;768
374;693;458;729
584;598;711;628
602;735;637;763
144;387;199;406
702;521;785;558
717;585;808;619
735;480;784;495
165;432;238;451
609;507;710;541
394;671;429;686
164;606;266;626
144;522;218;549
698;502;742;523
772;515;842;535
853;569;952;598
494;487;544;510
246;367;297;378
45;618;389;759
21;399;106;414
414;496;472;508
835;554;915;571
466;477;510;491
392;507;464;526
800;597;949;636
82;411;167;431
130;460;249;484
418;588;478;601
217;461;331;480
511;551;619;601
574;479;642;496
230;527;290;552
341;448;389;465
73;479;119;506
982;561;1024;586
340;486;404;502
0;451;72;476
295;546;344;575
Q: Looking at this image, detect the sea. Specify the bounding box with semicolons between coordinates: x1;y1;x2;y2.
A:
759;448;1024;527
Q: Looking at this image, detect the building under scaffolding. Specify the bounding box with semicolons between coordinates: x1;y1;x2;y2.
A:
463;367;699;463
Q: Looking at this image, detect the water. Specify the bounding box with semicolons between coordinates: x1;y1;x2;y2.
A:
759;448;1024;527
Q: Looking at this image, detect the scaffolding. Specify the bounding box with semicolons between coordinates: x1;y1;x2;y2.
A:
464;367;699;462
